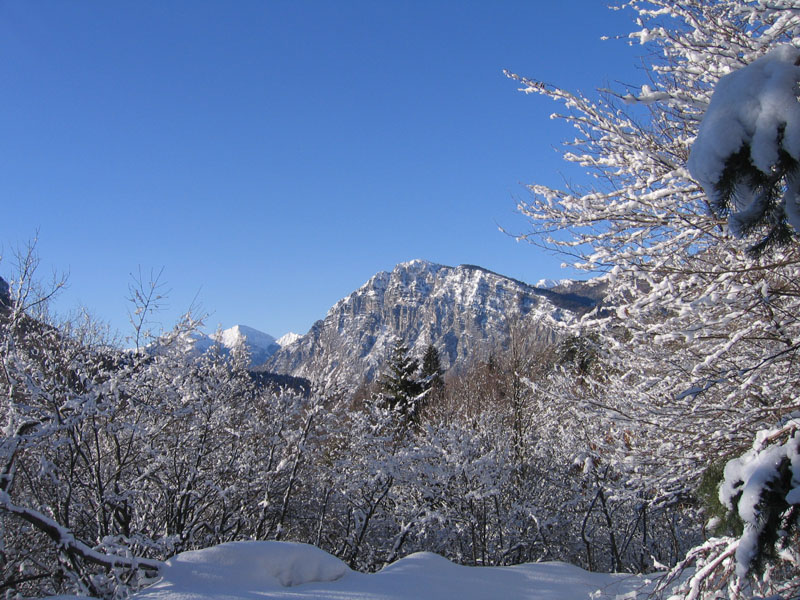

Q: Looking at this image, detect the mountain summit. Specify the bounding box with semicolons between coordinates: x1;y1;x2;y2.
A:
266;260;599;389
212;325;280;367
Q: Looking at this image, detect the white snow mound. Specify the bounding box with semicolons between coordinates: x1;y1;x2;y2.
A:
156;541;348;590
131;541;652;600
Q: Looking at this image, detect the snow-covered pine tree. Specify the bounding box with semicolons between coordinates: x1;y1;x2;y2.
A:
375;341;425;426
420;344;443;400
688;45;800;255
0;276;10;308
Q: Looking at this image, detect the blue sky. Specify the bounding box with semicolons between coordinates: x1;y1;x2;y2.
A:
0;1;645;340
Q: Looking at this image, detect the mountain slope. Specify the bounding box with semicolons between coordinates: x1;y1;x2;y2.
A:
266;260;599;389
276;332;302;348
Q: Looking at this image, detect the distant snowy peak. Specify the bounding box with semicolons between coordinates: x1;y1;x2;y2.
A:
276;332;302;348
214;324;276;351
535;278;572;289
210;324;280;367
143;324;280;368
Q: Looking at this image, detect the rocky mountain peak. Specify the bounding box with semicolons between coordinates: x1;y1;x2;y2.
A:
213;325;280;367
266;260;600;390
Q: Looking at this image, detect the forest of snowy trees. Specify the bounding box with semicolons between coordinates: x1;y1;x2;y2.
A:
3;1;800;599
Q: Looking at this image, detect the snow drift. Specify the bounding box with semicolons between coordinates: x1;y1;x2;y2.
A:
132;541;651;600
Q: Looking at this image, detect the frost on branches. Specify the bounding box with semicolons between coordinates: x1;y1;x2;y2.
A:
0;249;322;598
507;0;800;597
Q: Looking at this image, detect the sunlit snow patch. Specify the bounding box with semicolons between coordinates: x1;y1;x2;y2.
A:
132;541;651;600
140;541;347;598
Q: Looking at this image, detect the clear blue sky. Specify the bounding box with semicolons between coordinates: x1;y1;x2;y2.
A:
0;1;644;341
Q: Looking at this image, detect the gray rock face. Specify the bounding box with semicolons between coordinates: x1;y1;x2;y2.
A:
266;260;599;390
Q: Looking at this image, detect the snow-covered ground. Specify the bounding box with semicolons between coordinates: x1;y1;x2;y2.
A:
130;541;653;600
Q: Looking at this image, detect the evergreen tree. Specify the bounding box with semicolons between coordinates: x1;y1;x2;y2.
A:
0;276;10;309
415;344;444;418
688;45;800;255
376;340;424;425
420;344;443;392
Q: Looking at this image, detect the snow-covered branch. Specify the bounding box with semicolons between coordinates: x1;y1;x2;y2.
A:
0;491;162;572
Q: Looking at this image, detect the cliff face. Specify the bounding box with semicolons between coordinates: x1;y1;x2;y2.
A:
266;260;599;390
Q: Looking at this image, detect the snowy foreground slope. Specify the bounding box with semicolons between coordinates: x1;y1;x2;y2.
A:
129;541;652;600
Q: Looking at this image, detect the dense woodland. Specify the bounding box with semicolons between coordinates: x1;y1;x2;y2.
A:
3;1;800;599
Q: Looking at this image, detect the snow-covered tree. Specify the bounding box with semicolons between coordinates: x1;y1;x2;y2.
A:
0;247;328;598
689;45;800;254
375;341;425;427
682;30;800;600
0;248;161;598
420;344;443;401
507;0;800;595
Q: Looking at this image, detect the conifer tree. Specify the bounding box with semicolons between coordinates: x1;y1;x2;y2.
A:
420;344;443;391
376;340;424;425
688;45;800;255
414;344;444;418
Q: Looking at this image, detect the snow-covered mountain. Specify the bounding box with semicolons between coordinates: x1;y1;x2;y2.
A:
212;324;281;367
276;332;302;348
535;277;571;289
266;260;601;389
173;324;280;368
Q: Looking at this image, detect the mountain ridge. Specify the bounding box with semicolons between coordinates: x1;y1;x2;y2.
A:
266;259;601;390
